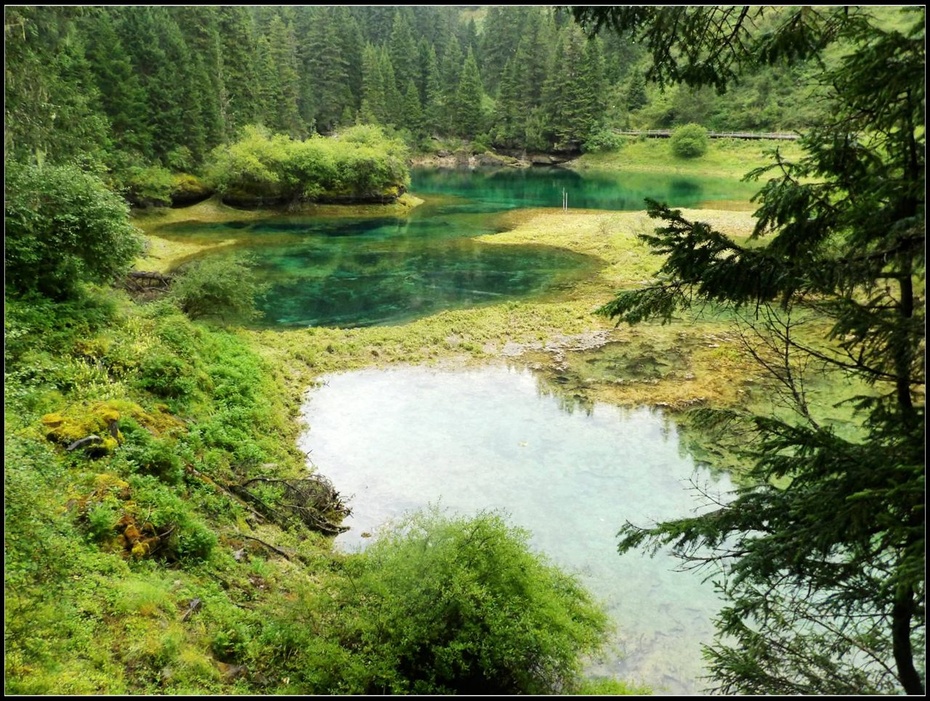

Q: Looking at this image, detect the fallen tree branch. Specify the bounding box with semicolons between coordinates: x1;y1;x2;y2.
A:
235;532;292;561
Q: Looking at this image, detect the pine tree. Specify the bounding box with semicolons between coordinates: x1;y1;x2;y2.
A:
518;9;555;112
360;43;387;125
402;79;424;138
438;37;464;134
573;6;926;694
478;6;531;95
492;55;523;149
337;8;365;118
388;9;418;97
79;7;152;159
298;6;352;134
4;6;110;165
422;44;443;136
216;6;262;136
171;6;225;153
625;71;649;112
452;48;484;140
114;7;201;164
379;47;403;127
256;14;303;137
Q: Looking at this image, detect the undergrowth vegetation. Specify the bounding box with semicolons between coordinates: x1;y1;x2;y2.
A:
4;266;636;693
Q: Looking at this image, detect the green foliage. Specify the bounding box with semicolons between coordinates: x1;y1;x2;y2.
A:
5;162;144;300
669;123;709;158
331;508;610;694
583;128;626;153
204;124;408;204
119;419;184;485
168;256;267;323
122;164;175;207
126;474;217;562
576;677;652;695
135;352;197;399
587;5;926;695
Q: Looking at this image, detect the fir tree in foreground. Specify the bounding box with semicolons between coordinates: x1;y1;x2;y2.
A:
573;5;925;695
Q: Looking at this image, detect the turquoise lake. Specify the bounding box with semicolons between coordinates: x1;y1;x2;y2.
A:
150;166;757;328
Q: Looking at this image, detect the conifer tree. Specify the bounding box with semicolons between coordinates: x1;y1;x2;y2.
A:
360;43;387;125
388;10;419;97
337;8;365;117
422;44;443;136
478;6;525;94
572;6;926;694
625;71;649;112
114;7;201;164
298;6;352;134
171;6;225;153
519;10;555;113
402;79;424;138
216;6;262;136
80;8;152;160
438;37;464;134
256;14;303;137
379;47;403;127
492;55;523;148
452;48;485;140
4;6;110;165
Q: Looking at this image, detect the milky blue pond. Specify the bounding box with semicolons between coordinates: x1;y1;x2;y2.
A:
300;364;736;695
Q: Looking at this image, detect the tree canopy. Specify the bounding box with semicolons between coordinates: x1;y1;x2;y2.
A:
5;161;144;300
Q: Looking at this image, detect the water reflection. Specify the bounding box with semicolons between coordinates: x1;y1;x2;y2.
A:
300;363;735;695
410;166;758;212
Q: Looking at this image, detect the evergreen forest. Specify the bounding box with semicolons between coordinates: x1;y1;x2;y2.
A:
6;6;823;186
4;4;925;696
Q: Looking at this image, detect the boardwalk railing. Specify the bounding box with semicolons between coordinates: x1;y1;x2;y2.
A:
613;129;800;141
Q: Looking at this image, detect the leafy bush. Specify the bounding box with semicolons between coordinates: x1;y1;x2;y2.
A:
333;508;610;694
136;352;196;400
5;161;144;300
120;419;184;485
122;164;174;207
204;124;409;204
127;474;217;562
583;128;626;153
669;123;709;158
168;256;267;323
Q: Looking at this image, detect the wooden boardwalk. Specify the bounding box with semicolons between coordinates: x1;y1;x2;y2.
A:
614;129;800;141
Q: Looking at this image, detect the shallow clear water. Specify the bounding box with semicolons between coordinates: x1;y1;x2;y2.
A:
411;165;758;213
299;364;736;695
150;167;756;328
154;209;599;328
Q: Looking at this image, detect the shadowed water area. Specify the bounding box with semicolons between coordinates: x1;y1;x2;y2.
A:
150;167;757;328
300;364;736;695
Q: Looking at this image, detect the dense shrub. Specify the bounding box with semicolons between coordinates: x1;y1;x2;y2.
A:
204;124;409;205
332;508;610;694
168;256;267;323
583;128;626;153
669;123;709;158
122;164;174;207
136;352;197;399
5;162;144;300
